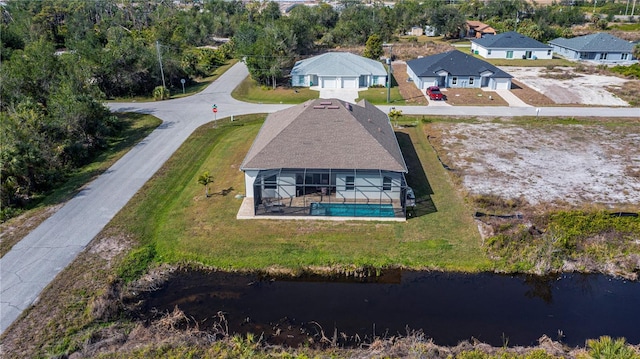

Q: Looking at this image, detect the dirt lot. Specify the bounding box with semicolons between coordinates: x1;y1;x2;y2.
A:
503;66;632;106
427;120;640;209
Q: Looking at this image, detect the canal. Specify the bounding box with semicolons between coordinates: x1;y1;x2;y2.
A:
134;270;640;347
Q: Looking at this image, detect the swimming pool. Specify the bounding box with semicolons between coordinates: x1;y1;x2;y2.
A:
309;202;396;218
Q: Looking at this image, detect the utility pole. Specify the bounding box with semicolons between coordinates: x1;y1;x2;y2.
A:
632;0;637;17
156;40;166;89
384;44;393;103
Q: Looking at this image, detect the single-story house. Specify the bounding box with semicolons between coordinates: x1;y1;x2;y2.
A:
406;50;513;90
549;33;637;63
239;98;410;221
471;31;553;60
290;52;387;89
409;26;423;36
465;20;497;39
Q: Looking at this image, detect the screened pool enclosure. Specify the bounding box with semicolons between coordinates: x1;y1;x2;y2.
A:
248;168;410;219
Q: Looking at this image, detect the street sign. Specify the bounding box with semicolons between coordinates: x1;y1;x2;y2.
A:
212;104;218;113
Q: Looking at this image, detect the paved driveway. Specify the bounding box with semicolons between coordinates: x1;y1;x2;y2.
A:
317;87;360;103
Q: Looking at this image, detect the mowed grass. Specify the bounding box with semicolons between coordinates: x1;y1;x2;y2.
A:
357;86;406;105
114;115;489;273
231;77;319;103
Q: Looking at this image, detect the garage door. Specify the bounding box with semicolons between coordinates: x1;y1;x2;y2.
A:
342;77;358;89
321;77;337;88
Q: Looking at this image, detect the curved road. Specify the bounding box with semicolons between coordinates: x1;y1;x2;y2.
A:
1;62;638;334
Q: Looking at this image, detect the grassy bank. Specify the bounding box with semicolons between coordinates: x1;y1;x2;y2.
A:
114;115;489;276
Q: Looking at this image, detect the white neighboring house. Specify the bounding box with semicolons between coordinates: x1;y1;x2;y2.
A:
549;33;638;63
290;52;387;89
471;31;553;60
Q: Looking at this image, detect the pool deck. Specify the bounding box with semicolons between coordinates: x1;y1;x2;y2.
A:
236;197;406;222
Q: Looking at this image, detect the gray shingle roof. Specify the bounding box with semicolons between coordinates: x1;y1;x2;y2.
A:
406;50;513;78
240;99;407;173
549;33;635;53
290;52;387;77
472;31;551;49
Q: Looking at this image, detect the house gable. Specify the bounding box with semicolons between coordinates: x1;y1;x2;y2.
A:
406;50;512;79
290;52;387;78
240;99;407;173
472;31;551;50
549;33;635;53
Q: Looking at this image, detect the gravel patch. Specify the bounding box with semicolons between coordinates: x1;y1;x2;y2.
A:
502;67;630;106
434;122;640;207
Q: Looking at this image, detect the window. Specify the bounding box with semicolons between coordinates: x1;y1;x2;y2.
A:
601;52;608;60
506;51;513;59
622;53;629;60
383;176;392;191
487;49;492;55
345;176;355;191
264;175;277;190
547;50;551;56
452;77;457;85
299;75;305;84
469;77;474;85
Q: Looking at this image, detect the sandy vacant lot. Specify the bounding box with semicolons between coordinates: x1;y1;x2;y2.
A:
430;122;640;208
503;67;630;106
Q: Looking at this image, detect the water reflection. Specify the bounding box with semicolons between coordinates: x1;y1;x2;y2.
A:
133;270;640;347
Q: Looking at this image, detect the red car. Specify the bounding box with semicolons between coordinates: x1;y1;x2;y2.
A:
427;86;443;100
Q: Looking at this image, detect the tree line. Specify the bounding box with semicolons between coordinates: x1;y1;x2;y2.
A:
0;0;589;219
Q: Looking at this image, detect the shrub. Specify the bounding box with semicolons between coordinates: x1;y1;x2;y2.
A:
586;336;639;359
153;86;170;101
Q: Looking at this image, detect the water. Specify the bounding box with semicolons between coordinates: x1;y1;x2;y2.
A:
309;202;396;217
135;270;640;347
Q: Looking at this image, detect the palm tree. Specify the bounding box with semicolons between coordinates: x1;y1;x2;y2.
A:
633;44;640;60
198;171;214;197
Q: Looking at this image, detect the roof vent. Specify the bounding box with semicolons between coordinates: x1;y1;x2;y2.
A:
367;118;372;122
320;101;333;105
327;105;340;109
313;105;325;109
378;127;382;132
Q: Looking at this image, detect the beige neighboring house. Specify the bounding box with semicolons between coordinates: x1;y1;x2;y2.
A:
410;26;424;36
465;20;497;38
239;98;410;221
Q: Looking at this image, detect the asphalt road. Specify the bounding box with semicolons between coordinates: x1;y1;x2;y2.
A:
0;61;638;334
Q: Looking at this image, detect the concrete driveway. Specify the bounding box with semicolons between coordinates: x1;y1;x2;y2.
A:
1;61;638;335
317;87;361;103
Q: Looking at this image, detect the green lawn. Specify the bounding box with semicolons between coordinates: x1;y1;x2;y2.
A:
357;86;406;105
113;115;490;275
231;77;319;103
